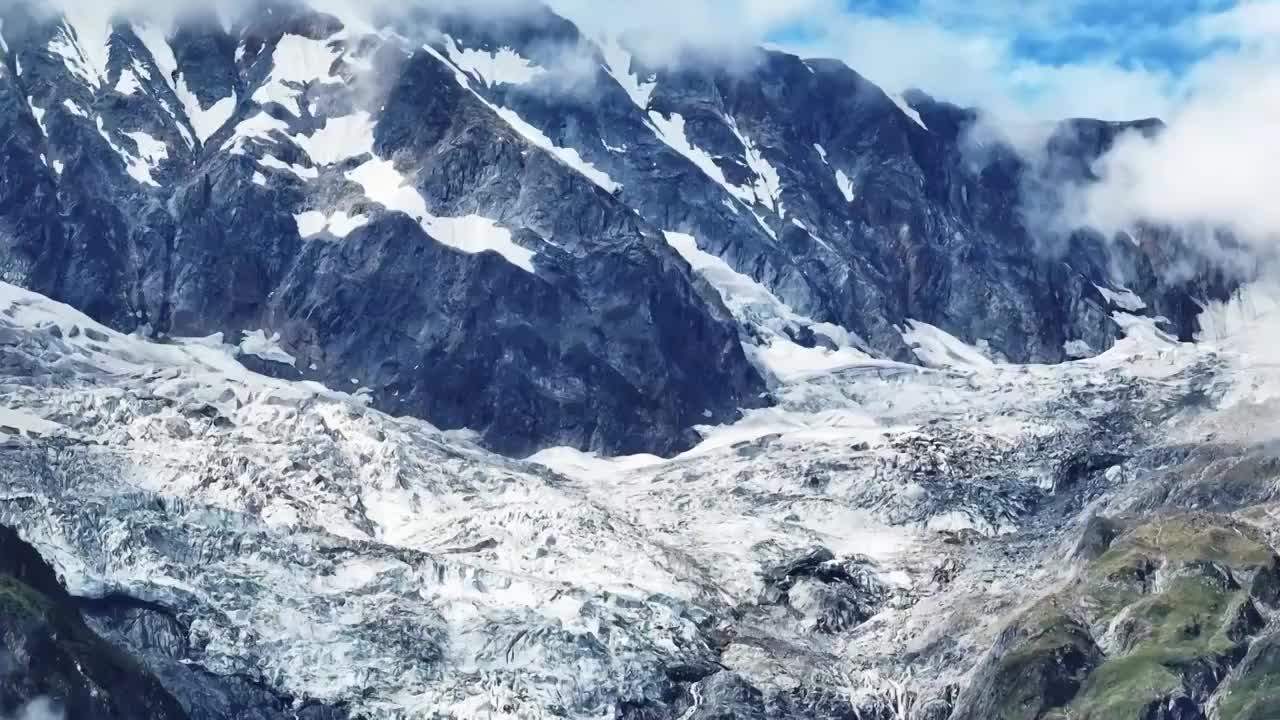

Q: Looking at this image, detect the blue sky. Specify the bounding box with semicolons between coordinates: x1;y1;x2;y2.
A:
766;0;1258;119
825;0;1236;71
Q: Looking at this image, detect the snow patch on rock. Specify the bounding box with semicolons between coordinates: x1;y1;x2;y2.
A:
347;157;536;272
295;112;376;165
50;9;113;89
295;210;369;239
493;106;619;193
252;33;343;117
239;329;296;366
1095;284;1146;312
260;154;318;181
900;320;994;370
443;36;544;87
835;169;855;202
176;75;237;142
599;36;655;109
892;92;928;130
664;231;869;382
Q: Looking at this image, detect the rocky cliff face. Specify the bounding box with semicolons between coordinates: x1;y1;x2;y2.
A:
0;0;1218;457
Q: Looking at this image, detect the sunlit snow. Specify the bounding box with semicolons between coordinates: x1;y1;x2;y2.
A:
295;112;376;165
252;33;343;117
599;35;656;109
346;157;537;272
835;169;855;202
423;43;619;194
49;9;112;89
295;210;369;239
240;329;297;366
892;92;928;130
900;320;994;369
443;36;544;87
1095;284;1147;312
664;231;869;382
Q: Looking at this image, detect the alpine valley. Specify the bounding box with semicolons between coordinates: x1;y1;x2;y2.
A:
0;1;1278;719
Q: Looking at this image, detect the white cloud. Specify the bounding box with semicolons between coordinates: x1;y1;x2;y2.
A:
545;0;1280;261
1075;49;1280;245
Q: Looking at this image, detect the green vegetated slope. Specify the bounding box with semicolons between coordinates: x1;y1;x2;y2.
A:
954;513;1280;720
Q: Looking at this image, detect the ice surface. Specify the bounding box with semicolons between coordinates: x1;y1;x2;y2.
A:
663;231;870;382
0;407;69;438
3;274;1275;719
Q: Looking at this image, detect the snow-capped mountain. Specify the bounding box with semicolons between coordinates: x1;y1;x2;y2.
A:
0;0;1222;457
3;1;1276;720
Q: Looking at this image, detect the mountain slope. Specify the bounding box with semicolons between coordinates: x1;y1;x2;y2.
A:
0;0;1218;456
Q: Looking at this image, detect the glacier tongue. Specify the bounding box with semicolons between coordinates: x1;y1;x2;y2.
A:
1;277;1256;718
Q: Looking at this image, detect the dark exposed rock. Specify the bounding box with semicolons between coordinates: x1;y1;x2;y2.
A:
758;548;891;633
0;526;189;720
